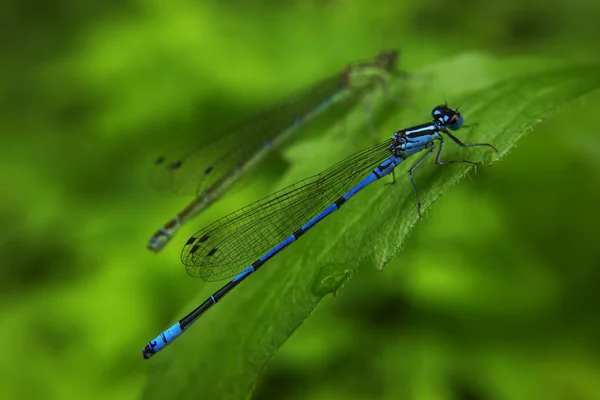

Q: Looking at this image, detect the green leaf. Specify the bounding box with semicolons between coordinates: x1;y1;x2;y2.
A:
142;53;600;399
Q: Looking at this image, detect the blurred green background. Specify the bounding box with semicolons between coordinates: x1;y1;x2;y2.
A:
2;0;600;399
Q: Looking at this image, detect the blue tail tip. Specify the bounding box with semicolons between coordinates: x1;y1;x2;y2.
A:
142;344;156;360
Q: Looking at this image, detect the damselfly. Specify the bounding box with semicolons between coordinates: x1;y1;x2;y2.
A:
142;104;497;359
148;50;400;252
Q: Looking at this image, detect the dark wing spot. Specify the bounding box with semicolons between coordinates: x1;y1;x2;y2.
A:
204;166;213;174
185;237;196;245
155;156;165;165
207;248;217;257
169;160;183;170
189;245;200;254
198;234;209;243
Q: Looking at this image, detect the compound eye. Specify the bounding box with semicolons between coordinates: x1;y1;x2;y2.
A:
447;114;464;130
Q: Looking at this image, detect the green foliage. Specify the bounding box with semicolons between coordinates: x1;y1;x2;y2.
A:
143;55;600;400
4;1;600;399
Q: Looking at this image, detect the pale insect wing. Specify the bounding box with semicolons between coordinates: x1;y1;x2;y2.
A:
149;72;348;197
181;139;394;281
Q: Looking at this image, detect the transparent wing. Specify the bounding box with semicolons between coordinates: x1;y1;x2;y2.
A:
181;139;394;281
149;73;348;196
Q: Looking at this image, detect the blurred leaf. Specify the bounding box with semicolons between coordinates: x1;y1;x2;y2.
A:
142;54;600;399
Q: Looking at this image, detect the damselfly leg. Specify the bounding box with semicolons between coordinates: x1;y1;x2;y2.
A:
407;143;435;219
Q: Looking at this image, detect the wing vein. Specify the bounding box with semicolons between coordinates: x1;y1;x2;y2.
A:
181;139;394;281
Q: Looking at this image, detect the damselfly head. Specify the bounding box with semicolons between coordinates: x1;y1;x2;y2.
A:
432;105;464;131
376;50;399;70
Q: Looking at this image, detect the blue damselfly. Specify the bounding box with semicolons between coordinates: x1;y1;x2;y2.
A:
148;50;400;252
142;104;497;359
